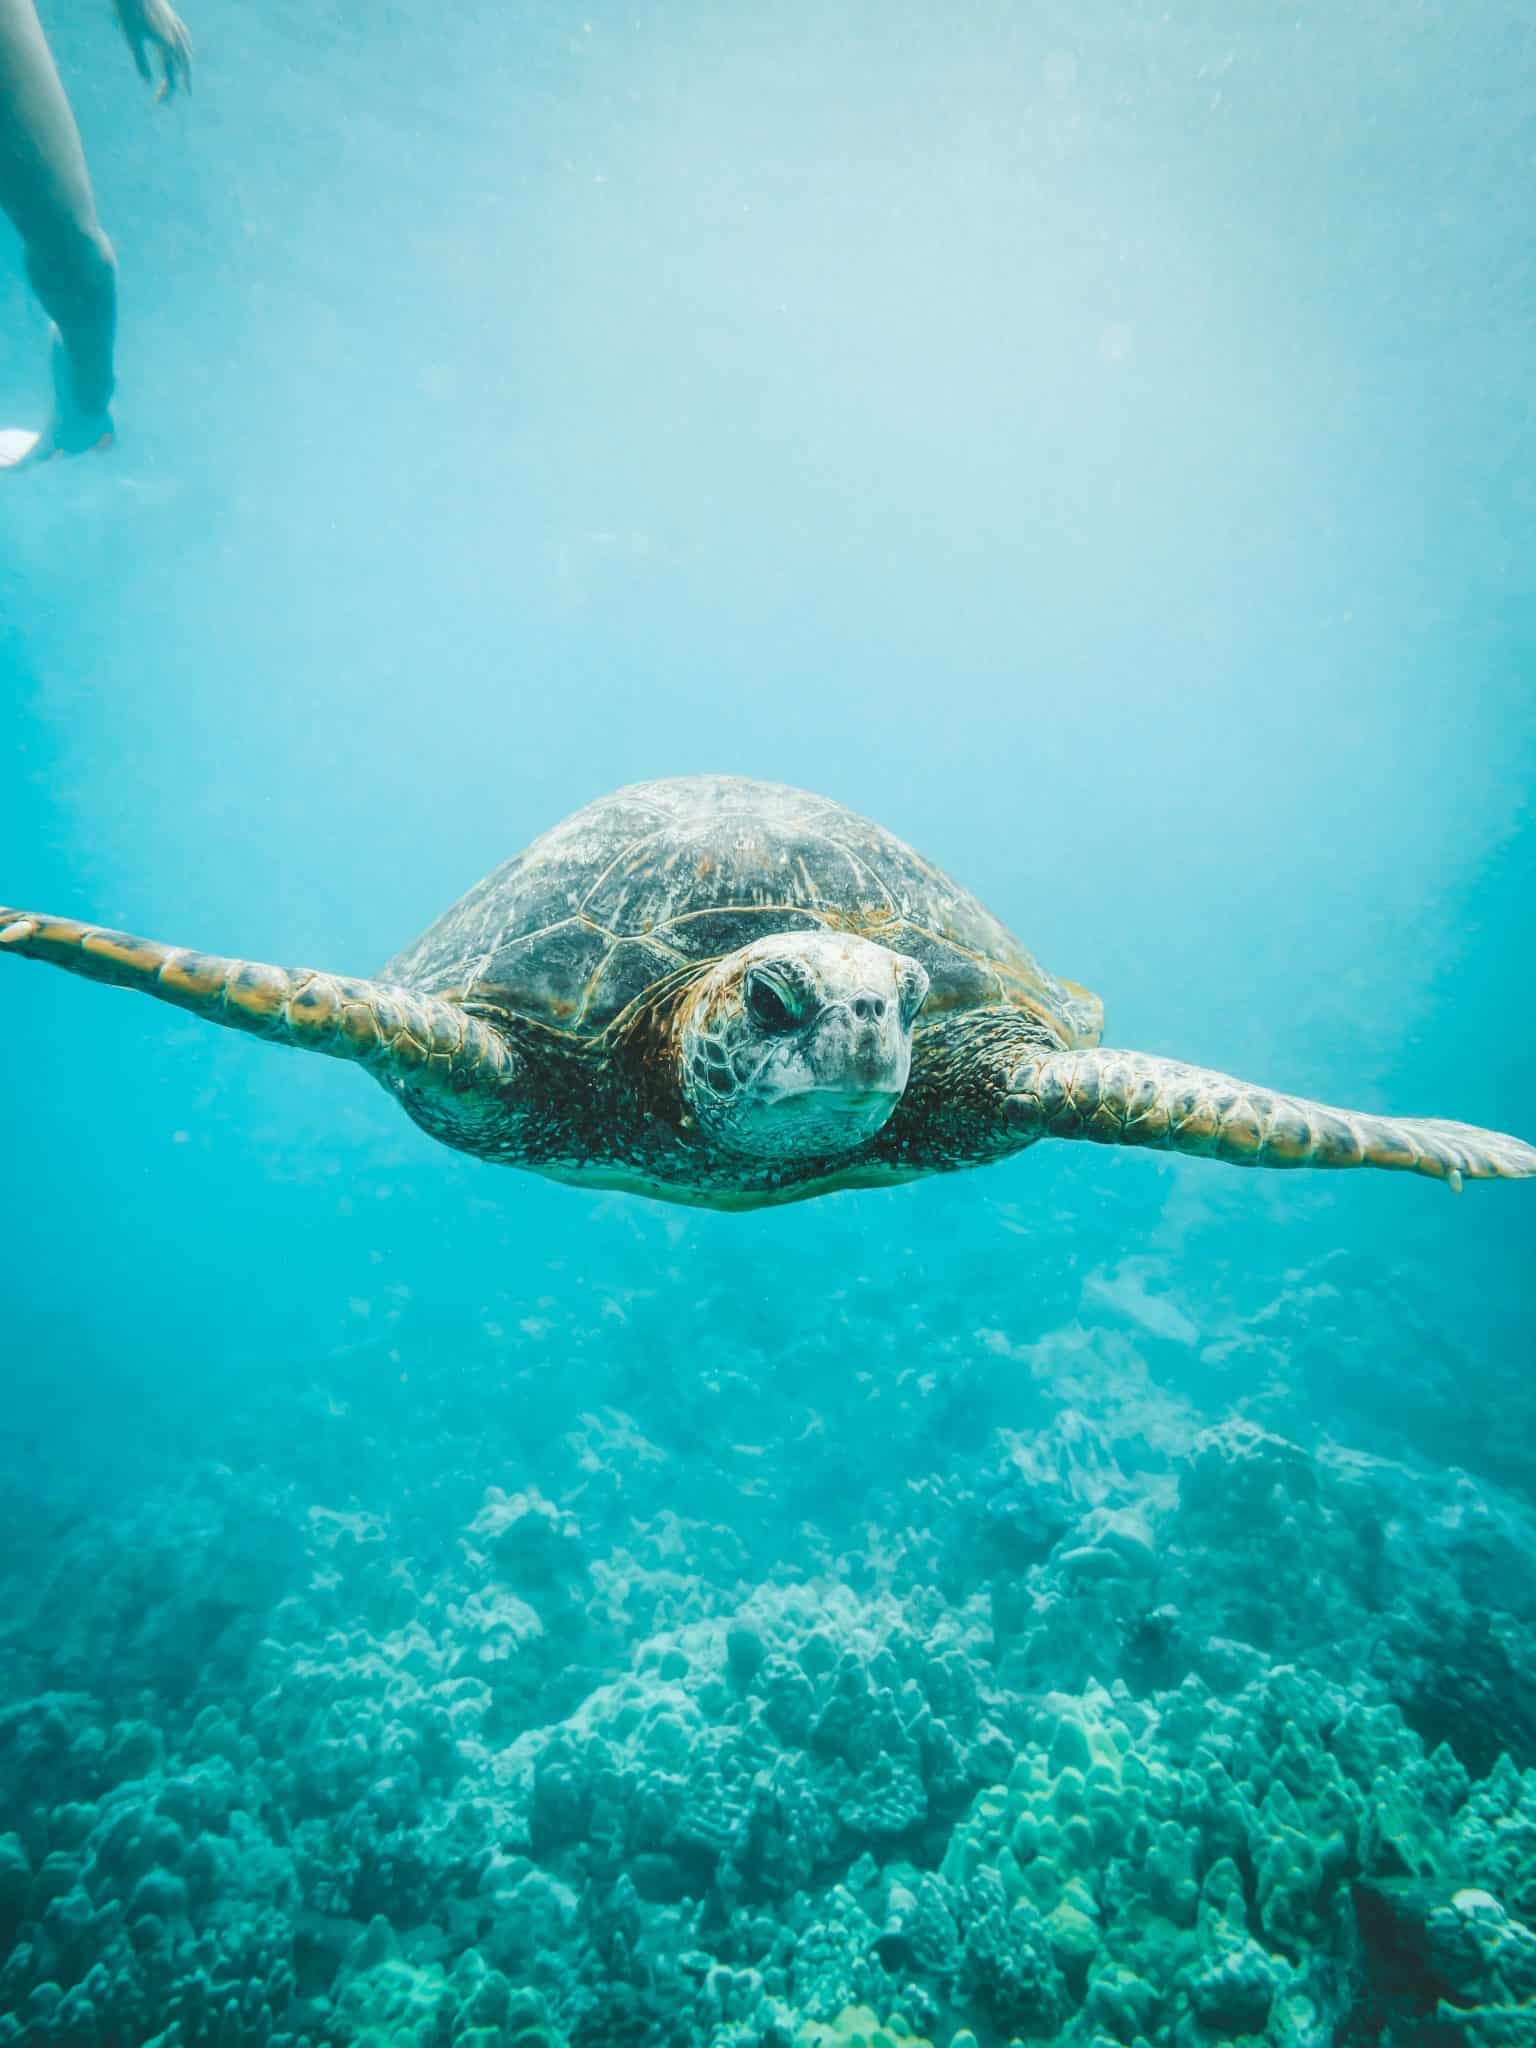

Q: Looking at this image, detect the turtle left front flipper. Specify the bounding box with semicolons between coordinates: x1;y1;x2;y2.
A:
885;1006;1536;1190
0;906;522;1125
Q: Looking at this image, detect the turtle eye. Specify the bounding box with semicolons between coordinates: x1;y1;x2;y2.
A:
746;967;804;1034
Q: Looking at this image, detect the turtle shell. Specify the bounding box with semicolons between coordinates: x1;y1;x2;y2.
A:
379;776;1103;1045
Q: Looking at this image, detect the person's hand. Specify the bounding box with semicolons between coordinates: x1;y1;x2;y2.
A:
115;0;193;101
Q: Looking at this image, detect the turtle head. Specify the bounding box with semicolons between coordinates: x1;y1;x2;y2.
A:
679;932;930;1162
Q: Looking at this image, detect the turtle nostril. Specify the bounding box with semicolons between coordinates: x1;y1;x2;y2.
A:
852;994;887;1023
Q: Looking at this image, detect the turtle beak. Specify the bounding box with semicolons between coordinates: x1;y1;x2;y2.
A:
801;990;913;1102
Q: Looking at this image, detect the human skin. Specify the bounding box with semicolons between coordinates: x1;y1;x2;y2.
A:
0;0;189;464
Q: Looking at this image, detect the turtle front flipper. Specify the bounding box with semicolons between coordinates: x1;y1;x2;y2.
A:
0;907;519;1099
1008;1044;1536;1188
888;1009;1535;1190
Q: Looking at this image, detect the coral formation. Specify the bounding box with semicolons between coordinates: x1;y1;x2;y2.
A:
1;1246;1534;2045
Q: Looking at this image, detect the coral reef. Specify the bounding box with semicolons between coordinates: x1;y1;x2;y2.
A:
1;1245;1534;2045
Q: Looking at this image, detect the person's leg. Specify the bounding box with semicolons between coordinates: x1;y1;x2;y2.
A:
0;0;116;455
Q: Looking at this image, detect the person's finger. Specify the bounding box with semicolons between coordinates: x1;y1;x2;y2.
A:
131;36;152;83
156;35;185;101
153;23;191;98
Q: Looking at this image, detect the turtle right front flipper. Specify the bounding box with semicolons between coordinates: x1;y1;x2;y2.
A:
0;906;520;1100
887;1004;1536;1191
1007;1043;1536;1189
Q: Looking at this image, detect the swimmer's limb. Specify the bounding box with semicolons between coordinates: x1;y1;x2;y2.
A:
0;325;113;469
888;1008;1536;1188
0;906;519;1100
0;0;119;453
114;0;191;99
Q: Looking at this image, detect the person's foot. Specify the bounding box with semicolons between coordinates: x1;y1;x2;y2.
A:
0;328;114;472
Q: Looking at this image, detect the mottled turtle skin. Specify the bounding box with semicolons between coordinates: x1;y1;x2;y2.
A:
381;775;1103;1048
4;775;1534;1213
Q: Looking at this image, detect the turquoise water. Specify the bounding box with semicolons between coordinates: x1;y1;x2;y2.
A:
2;3;1534;2043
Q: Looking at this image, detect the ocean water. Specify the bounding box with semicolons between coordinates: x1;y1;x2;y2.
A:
2;2;1534;2043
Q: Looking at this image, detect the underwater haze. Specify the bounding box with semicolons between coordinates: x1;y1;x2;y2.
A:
2;1;1535;2043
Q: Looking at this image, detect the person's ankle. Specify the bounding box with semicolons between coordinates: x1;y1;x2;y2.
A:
47;327;115;449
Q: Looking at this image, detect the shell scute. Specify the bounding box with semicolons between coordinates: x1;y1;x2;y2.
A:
883;924;1006;1013
477;917;611;1026
576;935;686;1031
660;906;831;959
582;821;890;937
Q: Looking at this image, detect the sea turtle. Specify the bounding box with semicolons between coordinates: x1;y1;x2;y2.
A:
4;775;1533;1209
